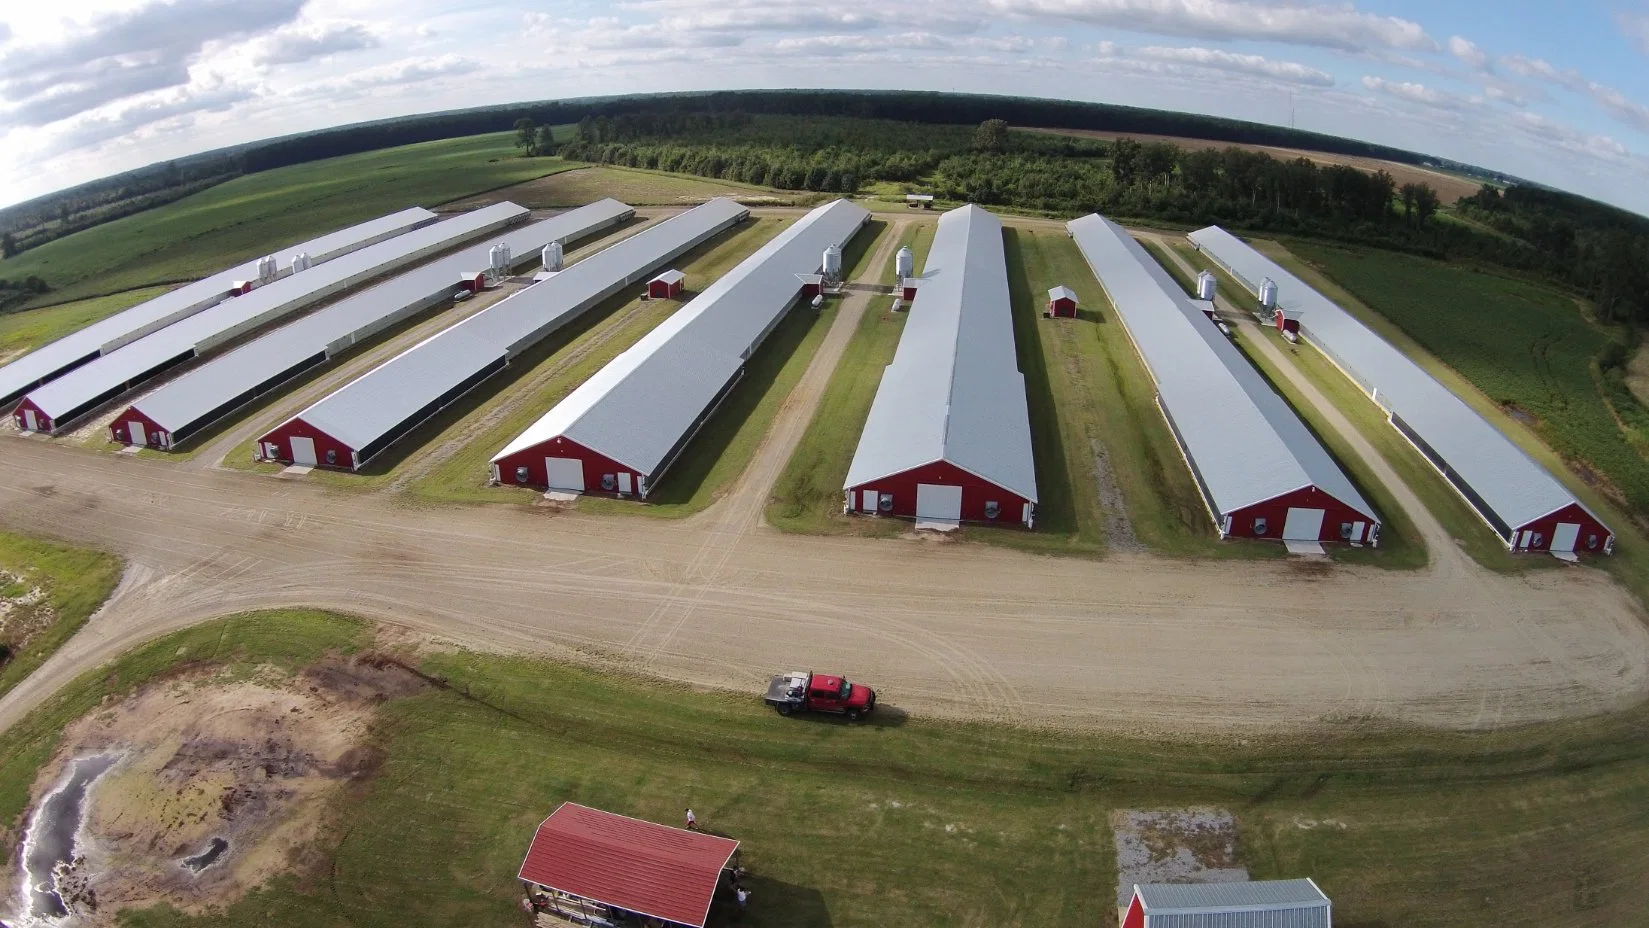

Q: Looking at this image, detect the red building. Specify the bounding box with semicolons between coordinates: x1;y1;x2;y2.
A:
108;407;168;448
494;434;647;496
1123;880;1330;928
256;417;357;469
648;269;685;299
11;397;53;433
1509;501;1614;554
230;280;256;296
458;271;487;292
1218;484;1379;544
1046;285;1079;318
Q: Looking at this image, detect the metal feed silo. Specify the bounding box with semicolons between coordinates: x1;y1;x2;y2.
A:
894;245;914;282
1259;278;1278;310
1196;270;1216;301
541;241;563;272
822;244;843;284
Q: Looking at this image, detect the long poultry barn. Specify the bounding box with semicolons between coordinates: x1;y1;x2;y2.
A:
109;199;633;450
0;207;435;405
12;206;520;434
491;198;868;496
256;197;749;470
843;204;1039;528
1188;225;1613;556
1069;214;1380;546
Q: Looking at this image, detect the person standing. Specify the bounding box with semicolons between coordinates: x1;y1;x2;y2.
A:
736;886;751;916
685;808;697;830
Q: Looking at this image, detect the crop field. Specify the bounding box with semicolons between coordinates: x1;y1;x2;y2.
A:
5;609;1649;927
1284;243;1649;519
0;533;122;701
0;133;575;311
0;286;171;362
446;165;784;209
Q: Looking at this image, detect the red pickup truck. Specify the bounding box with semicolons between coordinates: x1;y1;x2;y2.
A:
765;672;877;720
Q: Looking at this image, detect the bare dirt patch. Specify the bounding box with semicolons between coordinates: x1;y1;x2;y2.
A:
0;569;51;658
4;655;425;924
1024;127;1483;204
1628;341;1649;408
1112;809;1248;907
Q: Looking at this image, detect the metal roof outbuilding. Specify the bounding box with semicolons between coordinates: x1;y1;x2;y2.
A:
492;199;868;494
261;198;747;468
844;204;1039;506
1126;879;1331;928
0;207;435;405
1069;214;1376;537
518;803;738;928
117;200;632;446
1187;225;1609;550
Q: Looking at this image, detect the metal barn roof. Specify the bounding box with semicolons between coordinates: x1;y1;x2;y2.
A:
125;201;633;440
1136;879;1330;928
518;803;738;928
843;204;1038;501
22;207;516;425
277;197;749;459
1069;215;1375;523
1187;225;1596;534
493;199;868;483
0;207;435;404
651;269;686;286
1048;285;1079;302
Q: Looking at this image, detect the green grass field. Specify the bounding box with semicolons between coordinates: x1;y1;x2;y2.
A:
8;609;1649;927
453;165;785;209
1284;242;1649;520
394;218;792;502
0;533;122;700
0;134;576;311
0;286;172;360
877;220;936;287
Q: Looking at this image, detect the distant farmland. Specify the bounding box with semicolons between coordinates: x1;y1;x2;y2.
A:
1024;127;1483;204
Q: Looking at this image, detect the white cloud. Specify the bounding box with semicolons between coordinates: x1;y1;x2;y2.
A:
1587;82;1649;134
1499;53;1586;91
296;54;481;96
1361;75;1472;110
43;81;256;156
1484;85;1526;107
1447;35;1489;71
0;0;303;130
1619;10;1649;54
1134;45;1334;86
251;22;381;67
990;0;1434;52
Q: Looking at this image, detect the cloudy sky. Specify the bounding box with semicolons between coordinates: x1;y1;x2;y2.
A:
2;0;1649;215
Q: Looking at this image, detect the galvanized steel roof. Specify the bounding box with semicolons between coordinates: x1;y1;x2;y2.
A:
1188;225;1596;532
130;201;634;436
1070;215;1374;521
0;207;434;404
844;204;1038;501
1048;285;1079;302
1136;879;1330;928
23;207;510;422
494;199;868;477
281;198;749;456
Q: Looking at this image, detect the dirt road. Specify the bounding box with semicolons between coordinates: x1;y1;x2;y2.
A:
1;215;1645;740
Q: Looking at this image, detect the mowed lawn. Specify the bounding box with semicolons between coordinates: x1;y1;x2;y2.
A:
0;133;576;310
1285;242;1649;518
398;217;792;504
0;532;123;701
7;610;1649;927
0;286;171;360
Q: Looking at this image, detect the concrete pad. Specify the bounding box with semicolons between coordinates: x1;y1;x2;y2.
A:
1284;540;1326;557
119;445;143;455
914;518;960;533
281;465;313;477
543;490;580;503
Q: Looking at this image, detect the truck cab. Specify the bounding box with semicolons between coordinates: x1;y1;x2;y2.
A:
765;671;877;720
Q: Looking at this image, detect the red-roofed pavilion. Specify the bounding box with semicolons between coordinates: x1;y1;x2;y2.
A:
518;803;740;928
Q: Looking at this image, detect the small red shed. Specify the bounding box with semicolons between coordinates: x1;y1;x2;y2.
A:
648;269;686;300
899;277;920;302
1275;307;1300;334
1047;285;1079;318
230;280;255;296
797;273;824;299
458;271;487;293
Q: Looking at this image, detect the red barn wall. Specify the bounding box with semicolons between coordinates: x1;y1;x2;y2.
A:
494;435;647;496
1122;896;1145;928
1050;297;1077;318
109;407;167;447
258;419;356;470
1513;502;1612;553
1225;484;1377;543
12;397;52;432
847;459;1033;526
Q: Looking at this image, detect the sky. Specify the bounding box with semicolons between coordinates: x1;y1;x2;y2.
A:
2;0;1649;215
